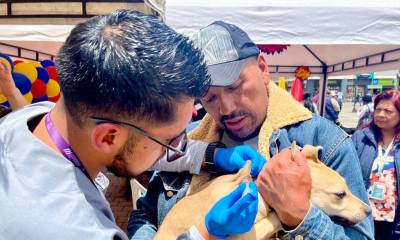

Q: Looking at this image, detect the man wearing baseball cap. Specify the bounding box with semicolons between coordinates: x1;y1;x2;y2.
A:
129;21;373;239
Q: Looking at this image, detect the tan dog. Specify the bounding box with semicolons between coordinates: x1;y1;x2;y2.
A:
154;145;371;239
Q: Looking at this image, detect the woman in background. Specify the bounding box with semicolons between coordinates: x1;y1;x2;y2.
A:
352;90;400;240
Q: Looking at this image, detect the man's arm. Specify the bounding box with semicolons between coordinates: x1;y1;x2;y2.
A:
127;173;162;240
0;61;29;110
149;140;208;174
151;141;266;177
280;117;374;240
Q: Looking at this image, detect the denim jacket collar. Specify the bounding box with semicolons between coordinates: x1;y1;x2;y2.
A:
157;171;192;192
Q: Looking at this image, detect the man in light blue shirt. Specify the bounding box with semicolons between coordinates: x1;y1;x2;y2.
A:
0;10;264;240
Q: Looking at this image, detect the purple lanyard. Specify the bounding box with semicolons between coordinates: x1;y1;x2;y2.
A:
45;113;91;180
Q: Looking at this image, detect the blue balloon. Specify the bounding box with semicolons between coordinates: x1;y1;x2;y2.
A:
0;101;10;108
12;72;32;95
36;67;50;83
40;60;55;68
32;95;48;103
0;52;13;71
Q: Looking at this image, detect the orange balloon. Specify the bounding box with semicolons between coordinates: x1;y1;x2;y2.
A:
0;94;7;103
46;79;60;98
28;61;42;68
24;92;33;103
14;62;38;83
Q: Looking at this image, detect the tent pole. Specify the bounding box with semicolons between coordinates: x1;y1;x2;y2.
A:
303;45;327;116
319;65;328;116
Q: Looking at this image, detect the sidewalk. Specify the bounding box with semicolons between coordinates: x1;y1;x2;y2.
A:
105;174;132;233
338;102;361;128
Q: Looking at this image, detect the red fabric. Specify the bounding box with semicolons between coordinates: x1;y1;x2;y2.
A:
257;44;289;55
291;77;304;102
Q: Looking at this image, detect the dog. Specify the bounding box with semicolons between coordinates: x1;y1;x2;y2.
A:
154;145;371;239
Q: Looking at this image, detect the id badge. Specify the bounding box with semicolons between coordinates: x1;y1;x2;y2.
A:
370;182;386;200
95;172;110;193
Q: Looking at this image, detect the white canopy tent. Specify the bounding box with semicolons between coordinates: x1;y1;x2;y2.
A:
0;0;152;57
0;0;399;113
158;0;400;113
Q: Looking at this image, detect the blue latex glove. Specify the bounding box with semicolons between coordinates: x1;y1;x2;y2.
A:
205;182;259;238
215;145;266;177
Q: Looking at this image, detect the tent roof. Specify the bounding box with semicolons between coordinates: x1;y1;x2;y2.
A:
165;0;400;45
265;45;400;78
162;0;400;77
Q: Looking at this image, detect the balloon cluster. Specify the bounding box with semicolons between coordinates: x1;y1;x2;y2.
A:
0;53;60;107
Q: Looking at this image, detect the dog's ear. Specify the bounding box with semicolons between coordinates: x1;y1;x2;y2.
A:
301;145;323;163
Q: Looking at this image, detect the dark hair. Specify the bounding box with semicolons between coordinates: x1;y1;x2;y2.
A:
302;93;311;100
370;90;400;141
57;10;210;125
0;105;11;118
362;95;372;104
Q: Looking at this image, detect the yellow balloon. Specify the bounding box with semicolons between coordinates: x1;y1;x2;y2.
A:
28;61;42;68
0;94;7;103
0;57;12;71
46;79;60;98
24;92;33;103
14;62;38;83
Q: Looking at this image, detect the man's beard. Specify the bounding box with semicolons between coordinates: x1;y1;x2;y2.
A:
106;136;136;178
220;110;261;142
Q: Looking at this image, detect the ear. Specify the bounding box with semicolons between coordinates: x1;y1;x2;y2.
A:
257;54;271;86
91;123;125;154
301;145;323;163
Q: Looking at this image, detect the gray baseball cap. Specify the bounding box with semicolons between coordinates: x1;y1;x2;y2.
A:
192;21;260;86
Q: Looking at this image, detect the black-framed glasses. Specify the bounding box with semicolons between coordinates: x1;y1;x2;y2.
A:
90;116;188;162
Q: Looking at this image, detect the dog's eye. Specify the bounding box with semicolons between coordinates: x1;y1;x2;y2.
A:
335;191;346;199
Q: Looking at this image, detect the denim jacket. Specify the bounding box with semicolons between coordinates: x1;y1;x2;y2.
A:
352;127;400;238
128;115;374;240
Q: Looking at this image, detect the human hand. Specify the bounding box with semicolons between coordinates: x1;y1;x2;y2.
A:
0;61;17;98
215;146;266;177
205;182;258;238
256;148;311;227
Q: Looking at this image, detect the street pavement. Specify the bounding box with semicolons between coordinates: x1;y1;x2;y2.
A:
338;102;362;128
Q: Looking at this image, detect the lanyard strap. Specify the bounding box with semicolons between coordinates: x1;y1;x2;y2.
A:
45;113;91;180
378;139;394;158
377;138;395;174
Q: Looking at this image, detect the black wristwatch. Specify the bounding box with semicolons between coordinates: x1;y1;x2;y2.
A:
204;141;226;172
